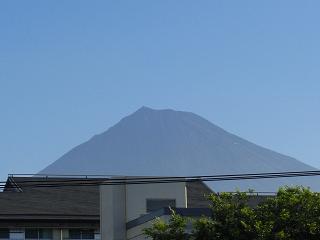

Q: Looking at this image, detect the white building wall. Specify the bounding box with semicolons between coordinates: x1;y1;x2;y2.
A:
100;184;126;240
100;179;187;240
125;182;187;221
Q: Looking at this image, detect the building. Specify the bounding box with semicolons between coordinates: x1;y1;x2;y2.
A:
0;176;214;240
0;176;270;240
0;176;102;240
100;178;213;240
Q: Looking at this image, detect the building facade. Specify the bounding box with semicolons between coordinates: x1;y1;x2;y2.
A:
100;179;212;240
0;176;214;240
0;177;102;240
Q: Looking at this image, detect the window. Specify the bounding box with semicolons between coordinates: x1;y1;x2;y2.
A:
69;230;81;240
69;230;94;240
25;229;52;240
25;229;38;239
39;229;52;239
0;229;9;239
9;230;23;240
80;230;94;240
146;199;176;212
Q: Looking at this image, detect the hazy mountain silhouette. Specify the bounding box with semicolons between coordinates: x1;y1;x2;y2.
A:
40;107;319;191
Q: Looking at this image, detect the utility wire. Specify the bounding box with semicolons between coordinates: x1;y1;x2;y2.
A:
1;170;320;190
4;170;320;183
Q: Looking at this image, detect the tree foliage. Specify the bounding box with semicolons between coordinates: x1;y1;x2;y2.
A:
143;208;188;240
254;186;320;240
143;186;320;240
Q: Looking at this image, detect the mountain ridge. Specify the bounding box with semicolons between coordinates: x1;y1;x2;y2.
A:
40;107;318;191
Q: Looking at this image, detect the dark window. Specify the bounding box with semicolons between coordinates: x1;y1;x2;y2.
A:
25;229;38;239
69;230;94;240
25;229;52;239
39;229;52;239
146;199;176;212
69;230;81;240
0;229;9;239
81;230;94;239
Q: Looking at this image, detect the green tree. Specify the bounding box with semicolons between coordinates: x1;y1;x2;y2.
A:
144;186;320;240
255;186;320;240
191;216;216;240
205;191;256;240
143;208;188;240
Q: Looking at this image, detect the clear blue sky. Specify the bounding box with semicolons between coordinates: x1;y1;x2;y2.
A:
0;1;319;181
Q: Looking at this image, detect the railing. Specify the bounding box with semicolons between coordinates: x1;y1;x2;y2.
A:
8;174;116;178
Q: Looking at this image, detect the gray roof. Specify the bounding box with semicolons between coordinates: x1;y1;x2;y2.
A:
0;177;214;227
186;181;213;208
0;177;102;226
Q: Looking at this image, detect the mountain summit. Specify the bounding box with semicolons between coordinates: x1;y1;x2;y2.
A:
40;107;319;191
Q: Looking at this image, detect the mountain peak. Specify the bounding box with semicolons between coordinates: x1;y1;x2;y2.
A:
137;106;154;111
135;106;176;114
39;107;318;191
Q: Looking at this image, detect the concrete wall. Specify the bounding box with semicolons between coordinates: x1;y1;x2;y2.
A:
126;182;187;221
100;180;187;240
100;184;126;240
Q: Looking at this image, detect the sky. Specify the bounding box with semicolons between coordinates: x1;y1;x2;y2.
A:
0;1;319;181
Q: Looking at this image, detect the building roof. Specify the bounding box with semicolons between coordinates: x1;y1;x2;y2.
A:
0;176;213;227
0;177;103;227
186;181;213;208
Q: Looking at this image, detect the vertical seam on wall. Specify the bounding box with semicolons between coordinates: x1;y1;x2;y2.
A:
125;177;128;240
185;183;188;208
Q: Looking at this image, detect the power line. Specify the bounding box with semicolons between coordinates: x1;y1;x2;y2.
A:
1;170;320;190
5;170;320;183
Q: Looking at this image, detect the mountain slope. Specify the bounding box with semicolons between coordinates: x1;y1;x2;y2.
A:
40;107;319;191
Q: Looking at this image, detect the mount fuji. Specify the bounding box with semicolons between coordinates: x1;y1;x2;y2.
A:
40;107;319;192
